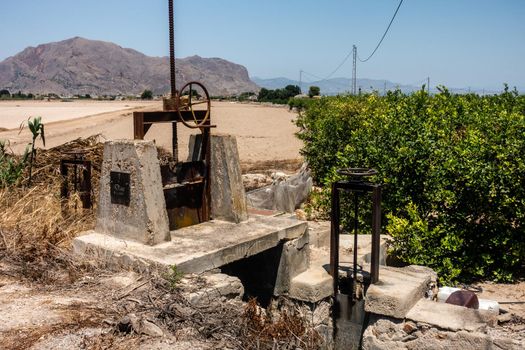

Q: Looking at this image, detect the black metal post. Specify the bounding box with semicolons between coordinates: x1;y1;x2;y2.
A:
353;192;359;287
370;186;382;283
330;182;340;341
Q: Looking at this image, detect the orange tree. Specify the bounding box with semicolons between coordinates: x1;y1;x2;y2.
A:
296;86;525;282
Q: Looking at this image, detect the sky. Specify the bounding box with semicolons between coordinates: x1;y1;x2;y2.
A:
1;0;524;91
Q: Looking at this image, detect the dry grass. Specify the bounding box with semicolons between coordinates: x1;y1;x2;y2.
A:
240;298;323;349
0;135;104;280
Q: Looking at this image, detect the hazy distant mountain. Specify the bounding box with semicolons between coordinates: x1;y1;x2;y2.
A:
0;37;259;96
252;76;501;96
253;76;429;95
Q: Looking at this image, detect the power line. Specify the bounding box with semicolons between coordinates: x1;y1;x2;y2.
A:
297;1;404;91
301;71;351;88
299;49;353;84
358;0;404;63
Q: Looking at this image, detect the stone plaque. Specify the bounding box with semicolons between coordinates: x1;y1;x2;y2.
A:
110;171;130;206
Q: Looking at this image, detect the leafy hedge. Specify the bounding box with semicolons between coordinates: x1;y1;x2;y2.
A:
296;87;525;282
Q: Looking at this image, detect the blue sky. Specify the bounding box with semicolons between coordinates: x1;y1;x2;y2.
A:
1;0;524;90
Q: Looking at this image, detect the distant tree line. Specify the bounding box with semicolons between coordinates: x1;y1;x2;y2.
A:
258;85;301;104
0;90;35;100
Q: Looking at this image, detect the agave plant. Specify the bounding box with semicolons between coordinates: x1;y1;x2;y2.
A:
25;117;45;185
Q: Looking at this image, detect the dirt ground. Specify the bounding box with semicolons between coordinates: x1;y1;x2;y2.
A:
0;100;304;169
0;100;158;129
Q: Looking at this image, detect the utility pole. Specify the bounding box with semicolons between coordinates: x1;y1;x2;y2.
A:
427;77;430;95
299;70;303;94
384;81;387;96
352;45;357;95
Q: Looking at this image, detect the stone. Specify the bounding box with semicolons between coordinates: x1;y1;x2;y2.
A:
406;299;497;332
140;319;164;337
95;140;170;246
242;173;272;192
118;314;164;337
362;316;522;350
497;312;513;324
313;301;331;326
403;321;417;334
185;273;244;306
208;134;248;223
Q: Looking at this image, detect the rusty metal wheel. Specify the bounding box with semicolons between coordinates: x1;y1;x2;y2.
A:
177;81;211;129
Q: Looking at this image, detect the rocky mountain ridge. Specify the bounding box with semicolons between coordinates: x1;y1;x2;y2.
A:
0;37;259;96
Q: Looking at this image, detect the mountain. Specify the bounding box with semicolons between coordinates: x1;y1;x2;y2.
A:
252;76;500;96
0;37;259;96
253;76;427;95
251;77;299;90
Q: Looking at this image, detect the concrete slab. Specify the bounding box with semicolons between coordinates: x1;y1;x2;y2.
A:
406;299;497;332
73;215;307;274
365;266;435;319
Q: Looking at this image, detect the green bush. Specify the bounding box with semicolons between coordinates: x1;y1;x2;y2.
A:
296;87;525;282
0;140;29;187
141;89;153;100
288;97;316;112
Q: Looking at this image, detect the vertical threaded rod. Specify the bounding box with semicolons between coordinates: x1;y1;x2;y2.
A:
168;0;176;98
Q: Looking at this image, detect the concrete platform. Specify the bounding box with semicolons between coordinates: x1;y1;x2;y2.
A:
73;215;307;274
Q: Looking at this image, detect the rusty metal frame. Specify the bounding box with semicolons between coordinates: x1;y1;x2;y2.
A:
133;109;212;225
60;158;92;209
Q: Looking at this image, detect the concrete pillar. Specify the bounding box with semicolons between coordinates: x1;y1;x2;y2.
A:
210;134;248;223
96;140;170;245
190;134;248;223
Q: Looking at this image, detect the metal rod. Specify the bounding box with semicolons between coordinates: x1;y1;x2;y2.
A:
371;186;382;283
172;121;178;162
330;185;341;294
330;183;340;341
353;192;359;290
168;0;176;98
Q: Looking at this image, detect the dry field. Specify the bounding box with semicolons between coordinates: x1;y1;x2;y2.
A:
0;100;304;170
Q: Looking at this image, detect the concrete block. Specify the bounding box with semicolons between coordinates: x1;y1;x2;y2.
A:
289;266;333;302
95;140;170;246
306;221;331;249
406;299;497;332
365;265;434;319
209;134;248;223
273;233;310;296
